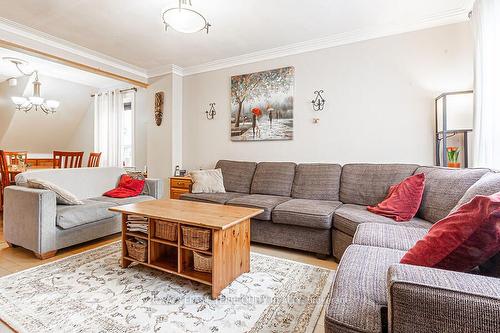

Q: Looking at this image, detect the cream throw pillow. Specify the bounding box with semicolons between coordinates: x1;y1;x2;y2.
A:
27;179;84;205
190;169;226;194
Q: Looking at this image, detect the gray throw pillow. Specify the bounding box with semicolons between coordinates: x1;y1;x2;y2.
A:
189;169;226;194
451;172;500;213
28;178;84;205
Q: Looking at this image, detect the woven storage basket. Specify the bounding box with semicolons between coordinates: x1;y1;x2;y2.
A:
126;240;147;262
193;251;212;273
155;220;178;241
182;226;211;251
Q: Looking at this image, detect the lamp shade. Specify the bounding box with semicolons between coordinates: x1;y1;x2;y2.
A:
436;92;473;132
11;96;27;106
29;96;44;106
163;7;208;33
46;100;60;109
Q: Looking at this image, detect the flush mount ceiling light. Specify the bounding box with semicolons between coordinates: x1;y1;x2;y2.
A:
162;0;211;34
4;57;60;115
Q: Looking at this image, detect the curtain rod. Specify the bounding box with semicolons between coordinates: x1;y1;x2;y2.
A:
91;87;137;97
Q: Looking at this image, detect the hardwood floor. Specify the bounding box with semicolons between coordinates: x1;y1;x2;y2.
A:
0;214;336;333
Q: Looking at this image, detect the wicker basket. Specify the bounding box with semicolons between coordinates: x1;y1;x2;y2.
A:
193;251;212;273
155;220;178;241
126;239;147;262
182;226;211;251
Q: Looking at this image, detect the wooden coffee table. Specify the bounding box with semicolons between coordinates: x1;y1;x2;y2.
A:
110;199;263;299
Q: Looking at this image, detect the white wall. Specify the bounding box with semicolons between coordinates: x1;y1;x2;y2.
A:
135;73;183;196
181;23;474;170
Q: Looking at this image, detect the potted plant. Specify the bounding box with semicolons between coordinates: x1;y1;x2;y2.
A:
447;147;461;168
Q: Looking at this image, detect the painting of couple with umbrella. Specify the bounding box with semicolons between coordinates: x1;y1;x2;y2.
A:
230;66;294;141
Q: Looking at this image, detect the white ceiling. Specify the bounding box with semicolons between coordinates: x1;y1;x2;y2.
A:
0;47;123;88
0;0;473;78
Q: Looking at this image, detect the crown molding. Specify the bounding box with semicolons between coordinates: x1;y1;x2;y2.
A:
181;6;471;76
0;4;472;80
148;64;185;78
0;17;148;80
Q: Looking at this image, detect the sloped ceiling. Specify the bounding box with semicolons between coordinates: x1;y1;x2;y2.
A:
0;74;94;153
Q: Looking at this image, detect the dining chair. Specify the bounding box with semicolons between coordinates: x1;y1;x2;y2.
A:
0;150;15;211
53;151;84;169
5;151;28;165
87;152;102;167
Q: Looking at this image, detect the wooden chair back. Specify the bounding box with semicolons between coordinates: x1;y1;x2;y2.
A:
53;151;84;169
0;150;12;211
0;150;11;188
87;152;102;167
4;151;28;166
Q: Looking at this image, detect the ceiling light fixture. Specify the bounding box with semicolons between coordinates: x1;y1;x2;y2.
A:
162;0;211;34
5;58;60;115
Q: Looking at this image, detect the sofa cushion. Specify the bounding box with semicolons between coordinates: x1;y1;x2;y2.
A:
56;200;117;229
190;169;226;194
27;178;84;205
215;160;257;193
415;166;490;223
250;162;296;196
325;245;406;333
340;164;419;206
90;195;155;206
452;172;500;212
226;194;291;220
272;199;342;229
291;163;342;201
353;223;428;251
401;193;500;272
334;204;432;237
179;192;245;205
367;173;426;222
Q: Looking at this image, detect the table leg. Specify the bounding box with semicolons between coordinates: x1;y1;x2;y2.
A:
121;213;131;268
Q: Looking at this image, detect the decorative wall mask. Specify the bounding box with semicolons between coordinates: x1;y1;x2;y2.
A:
155;92;164;126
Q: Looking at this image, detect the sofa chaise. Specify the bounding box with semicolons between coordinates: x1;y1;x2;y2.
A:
3;167;163;259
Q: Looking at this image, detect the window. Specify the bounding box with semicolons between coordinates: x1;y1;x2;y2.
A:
120;94;134;167
94;89;135;167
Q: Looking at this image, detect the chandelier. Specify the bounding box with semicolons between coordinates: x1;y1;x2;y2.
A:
162;0;211;34
6;58;60;114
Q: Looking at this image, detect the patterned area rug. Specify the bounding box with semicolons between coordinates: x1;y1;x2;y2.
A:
0;243;335;333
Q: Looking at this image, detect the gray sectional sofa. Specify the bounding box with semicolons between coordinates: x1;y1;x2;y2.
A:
3;167;163;259
181;160;500;333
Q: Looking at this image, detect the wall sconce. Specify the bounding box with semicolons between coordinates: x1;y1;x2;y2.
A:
311;90;326;111
205;103;216;120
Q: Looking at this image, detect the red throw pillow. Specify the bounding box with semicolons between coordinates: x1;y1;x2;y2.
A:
104;174;145;198
400;192;500;272
367;173;426;221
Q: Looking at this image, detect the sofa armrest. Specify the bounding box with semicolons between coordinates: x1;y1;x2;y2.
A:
144;178;164;199
387;264;500;333
3;186;57;254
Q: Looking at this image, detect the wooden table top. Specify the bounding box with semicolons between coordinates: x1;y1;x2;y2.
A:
110;199;263;230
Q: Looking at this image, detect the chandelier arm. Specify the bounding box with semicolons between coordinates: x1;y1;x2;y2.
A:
40;104;52;115
18;103;33;113
14;63;36;77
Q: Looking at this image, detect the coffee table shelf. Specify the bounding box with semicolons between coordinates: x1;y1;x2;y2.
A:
125;231;148;240
150;237;178;247
110;199;262;299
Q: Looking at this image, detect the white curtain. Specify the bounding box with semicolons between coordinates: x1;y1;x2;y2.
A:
472;0;500;169
93;90;124;167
